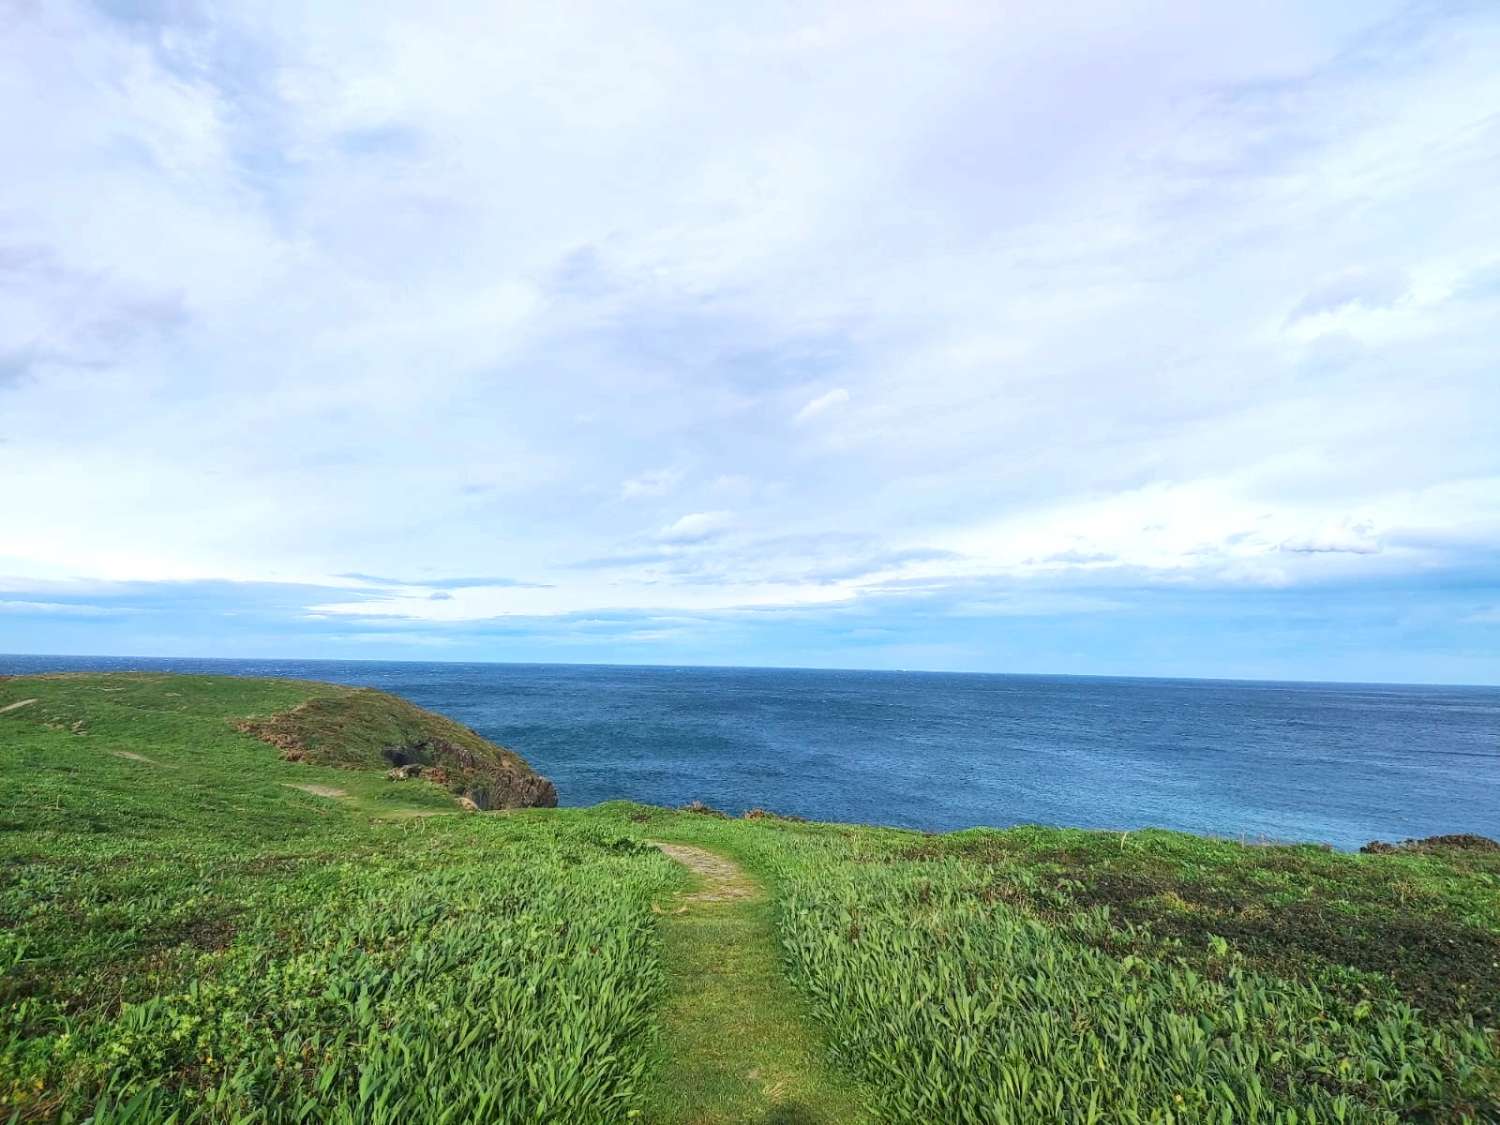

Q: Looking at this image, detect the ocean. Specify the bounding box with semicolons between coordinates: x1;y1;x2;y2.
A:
5;654;1497;850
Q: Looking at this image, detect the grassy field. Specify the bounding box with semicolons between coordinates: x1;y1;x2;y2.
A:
2;673;1497;1122
626;809;1500;1123
0;674;670;1122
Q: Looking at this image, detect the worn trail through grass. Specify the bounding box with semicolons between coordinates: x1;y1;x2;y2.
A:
645;842;868;1124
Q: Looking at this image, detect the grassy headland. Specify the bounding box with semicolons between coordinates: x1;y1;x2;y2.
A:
1;673;1496;1122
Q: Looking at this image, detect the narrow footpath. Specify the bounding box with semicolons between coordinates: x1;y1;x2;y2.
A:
645;842;869;1124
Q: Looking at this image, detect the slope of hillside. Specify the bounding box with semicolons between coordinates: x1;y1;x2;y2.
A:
1;672;1496;1122
0;672;556;815
0;673;657;1123
233;681;557;810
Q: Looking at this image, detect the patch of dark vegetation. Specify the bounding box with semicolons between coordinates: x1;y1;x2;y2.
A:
178;914;237;952
1360;833;1500;855
681;800;729;817
238;853;331;875
763;1099;819;1124
901;828;1055;865
235;688;557;810
900;827;1500;1024
743;808;808;822
1053;871;1500;1023
571;826;657;857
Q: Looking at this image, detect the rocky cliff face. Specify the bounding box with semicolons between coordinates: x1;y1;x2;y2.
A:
380;741;558;809
235;685;558;810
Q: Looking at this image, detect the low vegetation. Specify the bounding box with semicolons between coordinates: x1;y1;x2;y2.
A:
233;680;557;810
1;674;664;1122
2;673;1496;1122
622;810;1500;1123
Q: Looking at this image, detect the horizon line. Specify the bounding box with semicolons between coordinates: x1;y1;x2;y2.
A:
3;650;1496;692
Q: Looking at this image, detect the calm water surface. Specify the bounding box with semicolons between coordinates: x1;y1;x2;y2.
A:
5;655;1497;850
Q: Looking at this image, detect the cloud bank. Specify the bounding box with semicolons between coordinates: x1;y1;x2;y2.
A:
2;0;1499;681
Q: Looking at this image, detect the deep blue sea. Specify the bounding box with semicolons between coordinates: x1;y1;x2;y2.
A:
5;654;1498;850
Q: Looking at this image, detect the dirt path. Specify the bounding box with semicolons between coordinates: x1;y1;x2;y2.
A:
645;842;868;1124
0;698;37;714
653;842;760;903
280;782;349;798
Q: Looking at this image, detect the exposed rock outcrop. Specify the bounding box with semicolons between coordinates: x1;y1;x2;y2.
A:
235;686;557;811
1359;833;1499;855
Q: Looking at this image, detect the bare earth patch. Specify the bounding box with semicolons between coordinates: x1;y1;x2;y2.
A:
652;843;761;904
0;698;38;714
280;783;349;799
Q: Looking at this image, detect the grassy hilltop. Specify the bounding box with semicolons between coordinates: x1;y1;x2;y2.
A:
1;673;1497;1123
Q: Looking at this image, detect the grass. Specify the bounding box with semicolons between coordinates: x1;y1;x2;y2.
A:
3;672;1497;1122
643;843;869;1124
230;678;556;809
0;674;670;1121
602;809;1500;1123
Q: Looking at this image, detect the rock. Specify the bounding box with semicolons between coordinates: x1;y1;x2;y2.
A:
1419;833;1500;851
743;807;807;822
237;688;558;809
1359;833;1500;855
681;800;729;818
461;787;490;811
460;773;558;811
456;796;481;813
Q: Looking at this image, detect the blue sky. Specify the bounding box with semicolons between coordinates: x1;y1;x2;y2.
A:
3;1;1499;683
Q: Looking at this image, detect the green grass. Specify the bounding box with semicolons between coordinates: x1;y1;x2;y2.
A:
3;673;1497;1122
599;810;1500;1123
229;677;556;809
0;674;670;1121
642;844;869;1124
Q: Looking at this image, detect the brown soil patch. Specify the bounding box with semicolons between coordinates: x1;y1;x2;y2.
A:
0;698;38;714
653;842;761;903
280;783;349;799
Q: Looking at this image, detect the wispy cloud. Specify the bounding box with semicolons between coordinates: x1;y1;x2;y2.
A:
2;0;1499;680
565;550;683;571
1280;523;1381;556
336;573;550;590
657;511;734;544
793;387;850;424
0;600;131;617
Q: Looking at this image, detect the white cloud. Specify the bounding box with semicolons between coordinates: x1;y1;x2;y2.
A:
0;600;128;617
793;387;850;424
1;0;1498;647
657;511;734;544
1280;522;1381;556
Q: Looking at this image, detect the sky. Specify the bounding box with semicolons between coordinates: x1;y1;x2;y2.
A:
2;1;1499;683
